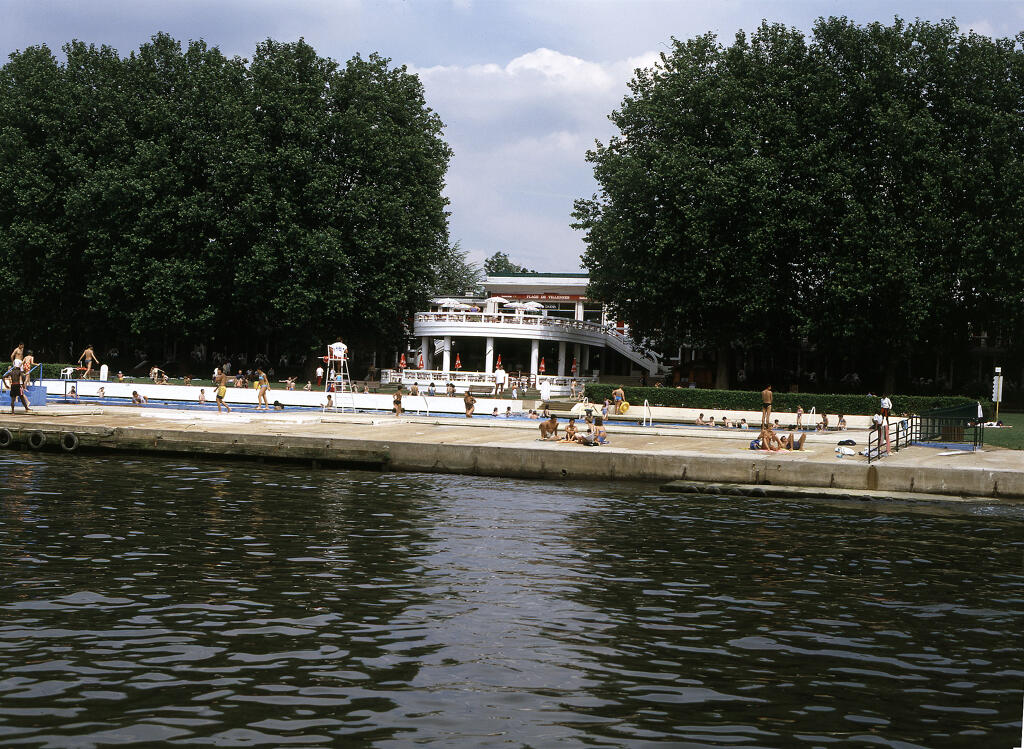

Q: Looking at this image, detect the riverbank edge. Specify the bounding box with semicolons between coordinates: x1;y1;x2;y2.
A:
1;413;1022;502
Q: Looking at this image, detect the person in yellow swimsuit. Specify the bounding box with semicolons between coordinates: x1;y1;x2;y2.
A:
215;369;231;414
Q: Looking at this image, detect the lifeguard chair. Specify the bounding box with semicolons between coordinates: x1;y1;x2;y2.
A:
324;340;354;412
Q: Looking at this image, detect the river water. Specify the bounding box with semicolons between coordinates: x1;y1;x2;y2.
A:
0;450;1022;748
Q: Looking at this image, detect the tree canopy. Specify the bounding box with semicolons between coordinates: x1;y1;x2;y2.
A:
483;251;533;275
0;34;451;365
574;18;1024;392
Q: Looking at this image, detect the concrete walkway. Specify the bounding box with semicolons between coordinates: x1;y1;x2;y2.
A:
1;405;1022;500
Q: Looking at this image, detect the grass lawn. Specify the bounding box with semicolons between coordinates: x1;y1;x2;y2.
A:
982;411;1024;450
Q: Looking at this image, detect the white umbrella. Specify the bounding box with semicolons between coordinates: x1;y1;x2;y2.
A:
503;301;527;310
452;303;472;310
521;301;545;311
432;298;462;307
487;296;510;304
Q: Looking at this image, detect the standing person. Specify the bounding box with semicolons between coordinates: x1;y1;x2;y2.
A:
494;365;507;395
872;410;887;454
611;385;626;412
10;342;24;365
880;394;892;421
463;390;476;418
199;389;207;404
9;365;29;413
256;369;269;410
393;387;403;416
20;350;35;386
215;368;231;414
796;405;804;430
78;345;99;379
761;384;773;427
316;364;324;386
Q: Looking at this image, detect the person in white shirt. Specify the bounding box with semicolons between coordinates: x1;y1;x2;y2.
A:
880;395;892;419
329;340;347;360
494;366;507;395
315;365;324;386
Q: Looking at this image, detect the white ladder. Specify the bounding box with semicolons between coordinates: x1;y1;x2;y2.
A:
325;353;355;413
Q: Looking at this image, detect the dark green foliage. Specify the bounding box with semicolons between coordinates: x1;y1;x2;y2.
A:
433;241;483;296
0;34;450;360
483;251;533;275
584;384;985;417
574;18;1024;392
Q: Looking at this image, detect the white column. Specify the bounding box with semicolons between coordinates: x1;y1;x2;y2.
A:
557;341;566;376
575;301;584;321
442;336;452;373
582;344;590;374
485;337;494;374
422;336;432;370
573;343;581;374
530;339;540;375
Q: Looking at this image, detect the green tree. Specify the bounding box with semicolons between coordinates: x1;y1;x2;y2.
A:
575;18;1024;392
483;251;533;275
0;34;451;366
432;241;483;296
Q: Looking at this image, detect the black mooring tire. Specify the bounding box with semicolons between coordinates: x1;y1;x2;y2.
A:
60;432;80;453
27;430;46;450
0;428;12;448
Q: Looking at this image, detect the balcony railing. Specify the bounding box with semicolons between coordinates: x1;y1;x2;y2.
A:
414;312;658;362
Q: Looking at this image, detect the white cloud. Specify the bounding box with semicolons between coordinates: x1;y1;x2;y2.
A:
412;48;659;270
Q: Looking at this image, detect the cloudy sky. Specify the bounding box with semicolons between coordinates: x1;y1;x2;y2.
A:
2;1;1020;271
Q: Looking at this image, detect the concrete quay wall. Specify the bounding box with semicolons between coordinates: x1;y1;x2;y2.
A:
1;410;1022;500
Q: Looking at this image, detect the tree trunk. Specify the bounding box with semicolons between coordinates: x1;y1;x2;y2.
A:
715;343;730;390
883;362;896;395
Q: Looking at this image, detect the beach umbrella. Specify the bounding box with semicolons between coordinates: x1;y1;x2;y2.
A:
571;357;577;374
399;354;407;369
432;298;461;307
495;354;502;368
452;303;472;310
488;296;510;304
521;301;545;311
455;354;462;370
418;354;424;369
503;301;526;310
538;357;546;374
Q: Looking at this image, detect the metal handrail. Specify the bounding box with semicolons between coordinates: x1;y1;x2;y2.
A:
867;415;984;463
642;399;653;426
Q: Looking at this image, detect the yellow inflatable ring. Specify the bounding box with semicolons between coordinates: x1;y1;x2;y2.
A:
618;401;630;414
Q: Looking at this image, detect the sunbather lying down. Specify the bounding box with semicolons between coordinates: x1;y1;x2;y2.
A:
750;428;806;451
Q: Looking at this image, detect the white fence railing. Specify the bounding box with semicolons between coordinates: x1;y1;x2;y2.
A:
413;311;658;366
380;368;597;394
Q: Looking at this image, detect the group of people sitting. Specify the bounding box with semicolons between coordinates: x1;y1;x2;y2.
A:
694;412;848;431
695;413;751;429
538;415;608;445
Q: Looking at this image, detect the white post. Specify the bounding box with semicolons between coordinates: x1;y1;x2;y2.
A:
442;336;452;373
557;341;566;376
485;337;494;374
575;301;584;321
530;339;539;375
422;336;432;370
582;344;590;374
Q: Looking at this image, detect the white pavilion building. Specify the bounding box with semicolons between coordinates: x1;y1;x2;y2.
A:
381;273;660;394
